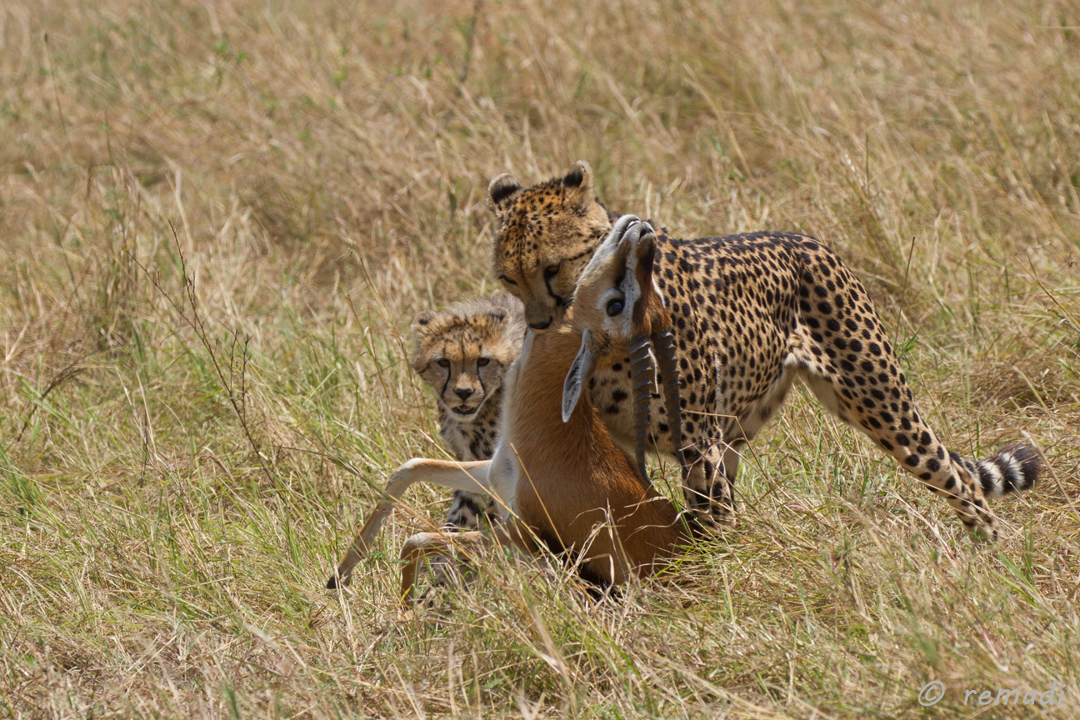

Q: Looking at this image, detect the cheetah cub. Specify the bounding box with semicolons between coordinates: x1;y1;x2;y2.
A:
410;293;525;530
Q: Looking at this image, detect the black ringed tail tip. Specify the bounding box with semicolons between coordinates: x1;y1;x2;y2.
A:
969;442;1041;499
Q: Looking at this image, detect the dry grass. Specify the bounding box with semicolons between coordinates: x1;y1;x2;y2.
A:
2;0;1079;717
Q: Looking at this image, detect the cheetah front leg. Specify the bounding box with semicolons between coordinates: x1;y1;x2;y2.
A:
682;431;736;528
444;490;500;530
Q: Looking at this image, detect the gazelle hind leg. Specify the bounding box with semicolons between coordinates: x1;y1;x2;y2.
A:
422;492;500;601
400;531;488;604
327;458;492;589
399;524;522;604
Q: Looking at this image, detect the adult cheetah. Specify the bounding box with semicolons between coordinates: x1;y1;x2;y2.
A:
487;161;1040;540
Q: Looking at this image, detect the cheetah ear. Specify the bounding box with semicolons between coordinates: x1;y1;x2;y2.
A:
489;173;522;218
562;160;595;212
413;311;437;333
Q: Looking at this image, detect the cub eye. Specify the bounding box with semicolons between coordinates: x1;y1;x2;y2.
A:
543;264;560;279
437;358;450;368
606;299;624;316
477;358;490;367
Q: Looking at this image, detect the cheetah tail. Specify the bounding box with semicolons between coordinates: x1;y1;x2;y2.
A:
953;442;1041;500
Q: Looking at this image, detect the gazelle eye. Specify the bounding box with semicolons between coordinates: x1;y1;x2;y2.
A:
544;264;560;279
606;299;624;316
437;358;450;368
477;357;490;367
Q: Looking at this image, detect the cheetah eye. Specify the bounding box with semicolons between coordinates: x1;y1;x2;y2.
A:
606;299;624;316
437;358;450;368
498;275;518;287
477;357;490;367
544;264;560;279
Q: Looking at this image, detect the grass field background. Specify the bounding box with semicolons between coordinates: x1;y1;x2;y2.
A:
2;0;1079;717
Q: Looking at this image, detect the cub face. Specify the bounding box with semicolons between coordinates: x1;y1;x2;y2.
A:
488;161;613;331
411;295;525;422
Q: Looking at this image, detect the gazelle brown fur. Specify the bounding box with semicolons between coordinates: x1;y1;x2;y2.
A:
327;217;691;599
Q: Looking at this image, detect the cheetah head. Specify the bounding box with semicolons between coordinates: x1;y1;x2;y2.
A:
411;295;525;422
489;161;613;331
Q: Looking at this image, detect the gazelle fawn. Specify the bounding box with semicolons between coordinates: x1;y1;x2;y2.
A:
327;217;695;600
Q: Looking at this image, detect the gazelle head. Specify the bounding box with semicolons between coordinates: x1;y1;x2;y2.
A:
561;216;685;480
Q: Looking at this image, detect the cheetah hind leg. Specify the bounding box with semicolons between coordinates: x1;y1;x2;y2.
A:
785;249;1040;540
797;367;1035;540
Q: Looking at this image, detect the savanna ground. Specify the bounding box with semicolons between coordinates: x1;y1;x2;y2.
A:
1;0;1079;717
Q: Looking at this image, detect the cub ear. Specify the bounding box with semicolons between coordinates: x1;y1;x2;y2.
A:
413;310;437;333
489;173;523;217
487;307;509;323
562;160;595;212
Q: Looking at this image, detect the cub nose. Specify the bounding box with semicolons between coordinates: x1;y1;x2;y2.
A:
455;388;473;401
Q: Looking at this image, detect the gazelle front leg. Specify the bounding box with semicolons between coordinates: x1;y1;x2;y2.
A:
327;458;492;588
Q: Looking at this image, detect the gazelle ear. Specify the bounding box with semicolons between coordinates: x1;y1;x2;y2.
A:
561;160;595;213
489;173;523;218
562;330;599;423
